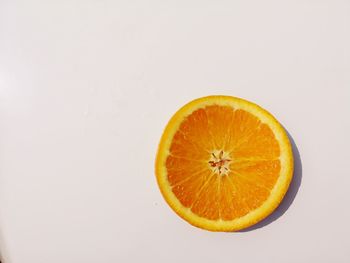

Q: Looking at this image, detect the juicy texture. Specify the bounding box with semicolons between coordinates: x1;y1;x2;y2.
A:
155;95;293;231
167;105;281;221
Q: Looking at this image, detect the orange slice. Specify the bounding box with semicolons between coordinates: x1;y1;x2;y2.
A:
155;95;294;231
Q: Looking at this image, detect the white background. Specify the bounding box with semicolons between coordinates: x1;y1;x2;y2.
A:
1;1;350;262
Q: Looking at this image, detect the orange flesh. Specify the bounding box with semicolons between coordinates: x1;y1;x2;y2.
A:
166;105;281;221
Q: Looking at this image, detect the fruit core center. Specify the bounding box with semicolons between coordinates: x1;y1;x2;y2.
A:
208;150;231;176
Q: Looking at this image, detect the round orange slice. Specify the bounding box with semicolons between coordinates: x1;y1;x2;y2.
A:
155;95;294;232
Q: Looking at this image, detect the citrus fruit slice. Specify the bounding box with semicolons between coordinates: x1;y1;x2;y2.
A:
155;95;294;232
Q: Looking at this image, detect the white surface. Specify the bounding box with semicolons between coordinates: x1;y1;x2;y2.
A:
1;1;350;262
